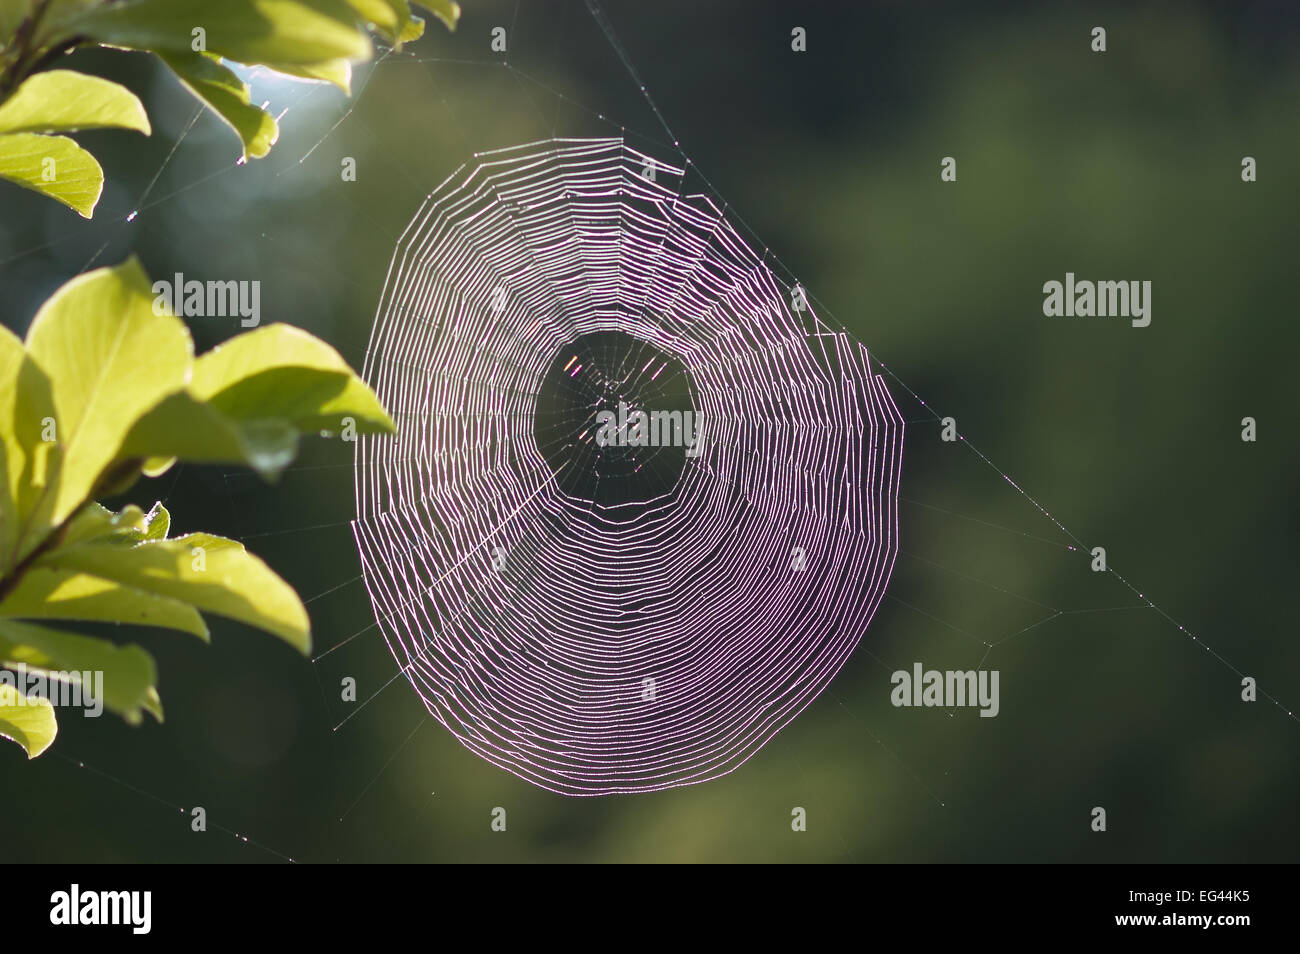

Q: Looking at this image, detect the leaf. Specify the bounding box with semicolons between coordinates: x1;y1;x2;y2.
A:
209;366;394;436
60;502;147;546
158;52;278;159
23;258;193;545
0;70;151;135
0;566;210;639
141;456;176;478
345;0;423;47
0;680;57;758
0;131;104;217
0;499;206;638
38;532;311;653
413;0;458;31
118;390;300;478
191;323;395;434
141;687;163;721
399;15;425;43
116;323;394;477
270;58;352;93
71;0;372;68
141;501;170;541
0;323;60;574
0;619;160;724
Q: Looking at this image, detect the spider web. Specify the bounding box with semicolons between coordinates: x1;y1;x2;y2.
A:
352;137;904;794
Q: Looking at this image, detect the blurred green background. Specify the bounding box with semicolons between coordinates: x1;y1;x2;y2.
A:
2;0;1297;862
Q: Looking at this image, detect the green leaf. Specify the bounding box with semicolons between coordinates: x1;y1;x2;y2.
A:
158;52;278;159
118;390;300;478
413;0;458;31
38;532;311;653
141;501;170;541
60;502;147;546
0;500;206;638
0;131;104;217
0;680;57;758
71;0;372;67
191;323;395;434
141;456;176;478
0;323;61;574
23;258;193;544
0;566;210;639
345;0;422;47
116;323;393;477
208;366;393;436
270;58;352;93
0;619;160;724
0;70;151;135
399;15;424;43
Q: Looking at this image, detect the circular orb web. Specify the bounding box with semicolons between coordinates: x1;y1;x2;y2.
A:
354;139;905;796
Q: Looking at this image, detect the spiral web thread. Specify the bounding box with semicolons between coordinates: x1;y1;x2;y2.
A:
353;137;904;796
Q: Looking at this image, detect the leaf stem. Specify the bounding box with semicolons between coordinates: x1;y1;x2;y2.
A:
0;0;69;101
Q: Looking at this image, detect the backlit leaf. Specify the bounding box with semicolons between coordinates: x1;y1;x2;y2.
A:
0;70;150;136
0;132;103;217
23;258;193;544
0;619;160;724
0;681;57;758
